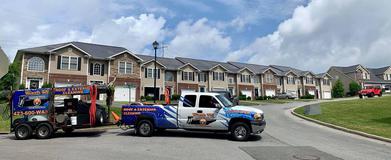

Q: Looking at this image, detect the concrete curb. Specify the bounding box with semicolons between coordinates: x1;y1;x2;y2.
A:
291;106;391;143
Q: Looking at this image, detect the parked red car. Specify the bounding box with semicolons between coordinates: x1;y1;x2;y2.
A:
358;87;382;98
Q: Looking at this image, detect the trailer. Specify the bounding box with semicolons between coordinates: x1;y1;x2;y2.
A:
10;85;114;140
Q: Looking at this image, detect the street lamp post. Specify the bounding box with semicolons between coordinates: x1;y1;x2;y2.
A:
152;41;159;104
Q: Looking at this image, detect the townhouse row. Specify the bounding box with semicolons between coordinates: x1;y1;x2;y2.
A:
16;41;333;102
327;64;391;95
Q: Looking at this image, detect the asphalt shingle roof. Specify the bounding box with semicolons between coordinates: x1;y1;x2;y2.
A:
269;65;304;76
19;41;128;59
136;54;184;70
330;65;361;74
228;61;276;75
368;66;390;75
176;57;240;73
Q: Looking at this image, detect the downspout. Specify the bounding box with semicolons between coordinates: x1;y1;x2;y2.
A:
47;52;52;84
20;53;24;84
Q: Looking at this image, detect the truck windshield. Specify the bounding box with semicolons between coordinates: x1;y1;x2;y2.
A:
216;94;233;107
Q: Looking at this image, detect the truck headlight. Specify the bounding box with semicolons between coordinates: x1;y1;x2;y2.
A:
254;113;263;120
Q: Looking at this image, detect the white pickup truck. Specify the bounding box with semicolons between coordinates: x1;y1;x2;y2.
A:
118;92;266;141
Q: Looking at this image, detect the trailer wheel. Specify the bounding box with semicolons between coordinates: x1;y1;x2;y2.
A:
15;124;32;140
230;122;250;141
36;123;53;139
136;120;154;137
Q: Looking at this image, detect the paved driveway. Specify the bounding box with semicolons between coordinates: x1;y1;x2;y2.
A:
0;101;390;160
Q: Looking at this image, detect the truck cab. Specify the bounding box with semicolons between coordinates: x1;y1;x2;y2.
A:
120;92;266;141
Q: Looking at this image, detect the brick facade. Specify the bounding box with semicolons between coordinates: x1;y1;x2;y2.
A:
49;73;87;85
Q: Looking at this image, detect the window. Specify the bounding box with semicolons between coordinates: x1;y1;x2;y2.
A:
146;68;160;79
323;79;330;85
254;76;260;83
70;57;78;70
93;63;101;75
182;71;194;81
306;77;314;84
165;71;174;81
61;56;69;69
212;72;224;81
228;77;234;84
182;95;196;107
287;76;295;84
27;57;45;71
265;74;273;83
199;95;220;108
277;77;283;85
60;56;79;70
198;72;207;82
119;62;133;74
240;74;251;83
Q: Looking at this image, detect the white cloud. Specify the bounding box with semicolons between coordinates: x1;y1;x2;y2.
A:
89;14;166;52
229;0;391;72
167;18;231;60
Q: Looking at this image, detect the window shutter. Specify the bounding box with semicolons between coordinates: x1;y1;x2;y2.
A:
101;64;105;76
240;75;243;82
78;57;81;71
182;71;184;80
145;68;148;78
193;72;195;81
222;73;225;81
204;74;207;82
198;73;200;82
89;63;93;75
212;72;215;80
57;56;61;69
157;69;160;79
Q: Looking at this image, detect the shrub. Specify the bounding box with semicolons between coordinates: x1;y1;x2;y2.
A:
349;81;361;96
41;82;53;88
300;94;315;99
18;83;26;89
332;79;344;98
145;96;153;101
140;96;146;101
246;96;251;100
239;95;247;100
171;94;180;100
256;96;264;100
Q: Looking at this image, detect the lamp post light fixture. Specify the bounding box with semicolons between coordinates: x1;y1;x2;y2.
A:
152;41;159;103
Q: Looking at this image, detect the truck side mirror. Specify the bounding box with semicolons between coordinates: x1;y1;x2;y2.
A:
215;103;222;109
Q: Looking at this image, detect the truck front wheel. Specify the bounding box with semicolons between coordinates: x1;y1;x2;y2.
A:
230;122;250;141
136;120;154;137
36;123;53;139
15;124;32;140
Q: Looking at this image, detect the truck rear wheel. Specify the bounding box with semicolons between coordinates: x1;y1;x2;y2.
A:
136;120;154;137
369;92;374;97
15;124;32;140
36;123;53;139
230;122;250;141
378;92;382;97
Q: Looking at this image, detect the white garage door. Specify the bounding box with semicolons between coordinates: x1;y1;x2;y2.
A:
241;90;252;99
181;89;195;93
265;89;275;97
323;91;331;99
115;87;136;102
308;90;315;96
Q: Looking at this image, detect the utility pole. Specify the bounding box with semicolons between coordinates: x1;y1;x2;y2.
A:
160;42;168;57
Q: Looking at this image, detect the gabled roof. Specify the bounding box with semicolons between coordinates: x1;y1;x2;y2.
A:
228;61;278;75
136;54;184;70
19;41;135;60
368;66;391;75
176;57;239;73
330;64;370;74
316;73;333;79
269;65;302;76
178;63;201;71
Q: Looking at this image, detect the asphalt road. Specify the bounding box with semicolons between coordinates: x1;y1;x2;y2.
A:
1;101;391;160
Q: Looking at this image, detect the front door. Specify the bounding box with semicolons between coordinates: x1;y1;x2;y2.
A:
195;95;226;130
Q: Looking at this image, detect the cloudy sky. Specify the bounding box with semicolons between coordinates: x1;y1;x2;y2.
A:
1;0;390;72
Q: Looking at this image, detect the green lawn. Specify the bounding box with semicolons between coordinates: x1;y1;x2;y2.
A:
294;96;391;139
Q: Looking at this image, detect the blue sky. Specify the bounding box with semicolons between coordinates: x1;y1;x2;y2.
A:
1;0;390;72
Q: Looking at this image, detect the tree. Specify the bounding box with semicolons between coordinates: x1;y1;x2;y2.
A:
349;81;361;96
332;79;344;98
0;61;20;90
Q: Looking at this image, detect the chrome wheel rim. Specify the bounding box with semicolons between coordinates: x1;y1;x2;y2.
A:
234;126;247;139
140;123;151;135
100;116;104;124
38;126;49;137
17;126;28;138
